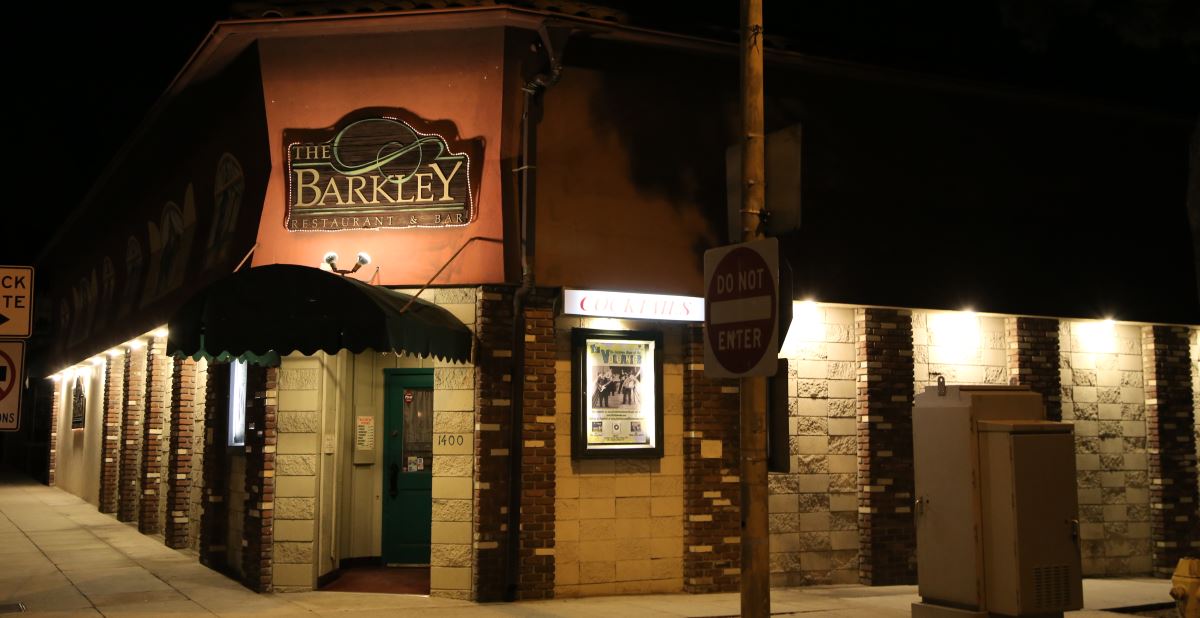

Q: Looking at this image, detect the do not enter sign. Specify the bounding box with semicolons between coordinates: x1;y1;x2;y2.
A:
0;340;24;431
703;238;779;378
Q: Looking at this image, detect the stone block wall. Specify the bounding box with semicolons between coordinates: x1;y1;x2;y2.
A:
429;287;479;600
772;305;859;586
188;359;208;551
554;317;685;598
682;324;738;594
273;356;321;591
1060;320;1152;576
913;312;1009;392
1141;325;1200;575
855;308;916;585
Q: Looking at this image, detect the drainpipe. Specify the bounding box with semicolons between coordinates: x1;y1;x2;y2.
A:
506;24;566;602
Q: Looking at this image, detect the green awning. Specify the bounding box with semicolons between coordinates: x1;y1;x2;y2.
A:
166;264;472;363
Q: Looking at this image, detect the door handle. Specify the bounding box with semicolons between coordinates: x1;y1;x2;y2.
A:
1068;518;1079;543
915;496;930;516
389;463;399;499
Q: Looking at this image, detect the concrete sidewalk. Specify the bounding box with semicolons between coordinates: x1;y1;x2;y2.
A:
0;471;1174;616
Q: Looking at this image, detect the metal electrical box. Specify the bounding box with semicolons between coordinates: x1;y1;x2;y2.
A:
912;385;1083;618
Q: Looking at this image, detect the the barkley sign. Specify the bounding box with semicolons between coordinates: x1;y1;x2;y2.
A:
563;289;704;322
285;109;482;232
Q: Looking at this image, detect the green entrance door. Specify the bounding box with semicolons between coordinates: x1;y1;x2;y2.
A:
383;369;433;565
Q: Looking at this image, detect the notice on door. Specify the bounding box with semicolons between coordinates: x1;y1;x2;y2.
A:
355;415;375;451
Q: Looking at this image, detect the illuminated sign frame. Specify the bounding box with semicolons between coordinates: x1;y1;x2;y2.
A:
563;289;704;322
571;328;664;459
284;108;483;232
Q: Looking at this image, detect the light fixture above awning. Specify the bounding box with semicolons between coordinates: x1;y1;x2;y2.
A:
166;264;472;363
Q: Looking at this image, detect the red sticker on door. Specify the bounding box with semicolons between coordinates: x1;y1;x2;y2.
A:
404;390;414;404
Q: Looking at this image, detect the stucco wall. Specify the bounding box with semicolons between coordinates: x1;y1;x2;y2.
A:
553;317;686;597
54;366;104;507
771;304;859;585
1059;320;1151;576
254;30;507;286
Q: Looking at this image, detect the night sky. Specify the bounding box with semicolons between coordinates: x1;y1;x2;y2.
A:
5;1;1197;309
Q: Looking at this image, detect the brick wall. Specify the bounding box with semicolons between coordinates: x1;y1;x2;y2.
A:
118;345;147;523
855;308;915;585
98;353;125;513
1006;317;1063;421
553;317;684;598
48;379;60;486
1142;325;1200;575
516;294;556;599
1060;320;1152;575
1192;329;1200;501
165;358;197;548
242;365;278;592
773;304;859;586
140;337;169;534
200;362;230;570
682;324;740;593
474;286;515;601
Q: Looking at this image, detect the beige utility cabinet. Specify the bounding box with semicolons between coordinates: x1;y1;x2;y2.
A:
913;385;1083;618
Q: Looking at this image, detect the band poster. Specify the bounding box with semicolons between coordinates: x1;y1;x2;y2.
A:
584;337;655;449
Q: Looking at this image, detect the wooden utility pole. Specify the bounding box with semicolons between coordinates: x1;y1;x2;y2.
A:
740;0;770;616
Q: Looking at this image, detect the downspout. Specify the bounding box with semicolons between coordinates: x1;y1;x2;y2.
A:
506;24;566;601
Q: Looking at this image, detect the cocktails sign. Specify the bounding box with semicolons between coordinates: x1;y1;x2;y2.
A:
284;109;481;231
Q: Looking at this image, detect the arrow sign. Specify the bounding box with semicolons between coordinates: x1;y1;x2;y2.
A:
0;266;34;338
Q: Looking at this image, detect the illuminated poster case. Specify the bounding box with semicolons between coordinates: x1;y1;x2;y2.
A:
571;329;664;459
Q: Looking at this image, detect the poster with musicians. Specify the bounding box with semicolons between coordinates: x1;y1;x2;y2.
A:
584;338;653;447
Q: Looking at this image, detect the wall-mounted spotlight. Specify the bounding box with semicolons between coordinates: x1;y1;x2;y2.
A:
323;251;372;276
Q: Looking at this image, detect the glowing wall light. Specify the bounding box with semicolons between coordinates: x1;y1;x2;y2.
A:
153;327;169;339
1075;319;1116;354
128;339;144;351
927;310;981;364
779;300;823;357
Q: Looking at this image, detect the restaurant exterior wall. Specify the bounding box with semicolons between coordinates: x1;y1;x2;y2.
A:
267;288;477;595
